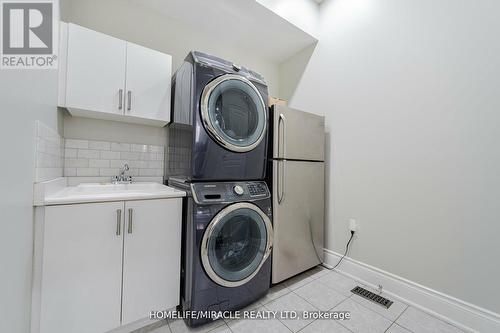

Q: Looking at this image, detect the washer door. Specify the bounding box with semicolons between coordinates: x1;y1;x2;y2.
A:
201;74;267;153
201;202;273;287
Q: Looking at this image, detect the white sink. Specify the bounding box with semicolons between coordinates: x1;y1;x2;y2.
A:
43;182;185;205
71;182;168;194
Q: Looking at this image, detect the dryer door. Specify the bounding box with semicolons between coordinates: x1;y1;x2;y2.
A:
201;202;273;287
200;74;267;153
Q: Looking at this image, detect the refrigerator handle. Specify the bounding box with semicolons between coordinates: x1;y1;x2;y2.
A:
278;113;286;158
282;160;286;203
278;160;286;204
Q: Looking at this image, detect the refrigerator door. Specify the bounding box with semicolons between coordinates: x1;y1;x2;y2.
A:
272;159;324;284
273;105;325;161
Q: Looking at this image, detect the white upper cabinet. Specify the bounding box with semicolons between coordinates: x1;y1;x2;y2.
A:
59;23;172;126
125;42;172;122
64;23;126;116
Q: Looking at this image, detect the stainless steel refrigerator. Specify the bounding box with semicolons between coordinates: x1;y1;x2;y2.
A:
269;105;325;284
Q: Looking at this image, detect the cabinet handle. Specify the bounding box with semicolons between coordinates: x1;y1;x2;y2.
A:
118;89;123;110
116;209;122;236
128;208;133;234
127;90;132;111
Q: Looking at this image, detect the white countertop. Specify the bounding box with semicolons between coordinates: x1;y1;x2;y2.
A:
34;179;186;206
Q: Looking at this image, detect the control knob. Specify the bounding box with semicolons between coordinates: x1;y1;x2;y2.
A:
233;185;244;196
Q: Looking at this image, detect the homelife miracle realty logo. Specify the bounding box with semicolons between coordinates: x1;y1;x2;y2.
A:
1;0;58;69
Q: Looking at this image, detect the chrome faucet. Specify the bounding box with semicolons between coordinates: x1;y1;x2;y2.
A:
112;163;132;184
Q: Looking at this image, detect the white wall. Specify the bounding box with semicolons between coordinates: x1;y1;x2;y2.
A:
285;0;500;314
0;1;61;330
63;114;167;146
0;59;60;333
256;0;320;38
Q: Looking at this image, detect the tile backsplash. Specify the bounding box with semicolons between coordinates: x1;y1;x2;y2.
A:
166;126;191;178
35;121;64;182
64;139;164;185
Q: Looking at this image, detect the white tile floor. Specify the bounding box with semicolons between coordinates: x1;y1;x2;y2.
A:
147;267;467;333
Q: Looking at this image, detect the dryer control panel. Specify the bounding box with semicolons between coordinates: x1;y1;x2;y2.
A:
191;181;270;204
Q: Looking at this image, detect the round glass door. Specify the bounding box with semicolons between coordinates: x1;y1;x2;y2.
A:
201;74;267;153
201;202;273;287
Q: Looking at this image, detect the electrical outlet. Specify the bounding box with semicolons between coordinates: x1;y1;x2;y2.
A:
349;218;357;232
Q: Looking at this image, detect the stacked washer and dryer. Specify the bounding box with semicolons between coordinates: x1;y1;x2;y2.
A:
167;52;273;327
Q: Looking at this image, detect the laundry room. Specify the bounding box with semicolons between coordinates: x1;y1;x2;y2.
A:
1;0;499;333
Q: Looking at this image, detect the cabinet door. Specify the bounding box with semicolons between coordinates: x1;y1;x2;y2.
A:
121;198;182;324
40;202;125;333
125;42;172;121
66;23;126;115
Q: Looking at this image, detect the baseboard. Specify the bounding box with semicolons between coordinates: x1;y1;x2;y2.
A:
323;249;500;333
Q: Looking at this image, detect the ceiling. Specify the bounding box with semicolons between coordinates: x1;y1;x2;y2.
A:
130;0;317;63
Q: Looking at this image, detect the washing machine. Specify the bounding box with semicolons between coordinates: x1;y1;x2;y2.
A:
169;178;273;327
167;51;269;181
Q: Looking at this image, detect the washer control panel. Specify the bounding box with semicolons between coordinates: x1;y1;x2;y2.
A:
191;181;270;204
247;183;268;196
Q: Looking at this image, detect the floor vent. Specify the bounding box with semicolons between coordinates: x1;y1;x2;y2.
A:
351;286;393;309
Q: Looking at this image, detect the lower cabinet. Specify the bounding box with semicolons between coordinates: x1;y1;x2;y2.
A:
38;198;182;333
121;199;182;325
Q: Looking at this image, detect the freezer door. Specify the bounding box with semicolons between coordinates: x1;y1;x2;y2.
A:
272;160;324;284
273;105;325;161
